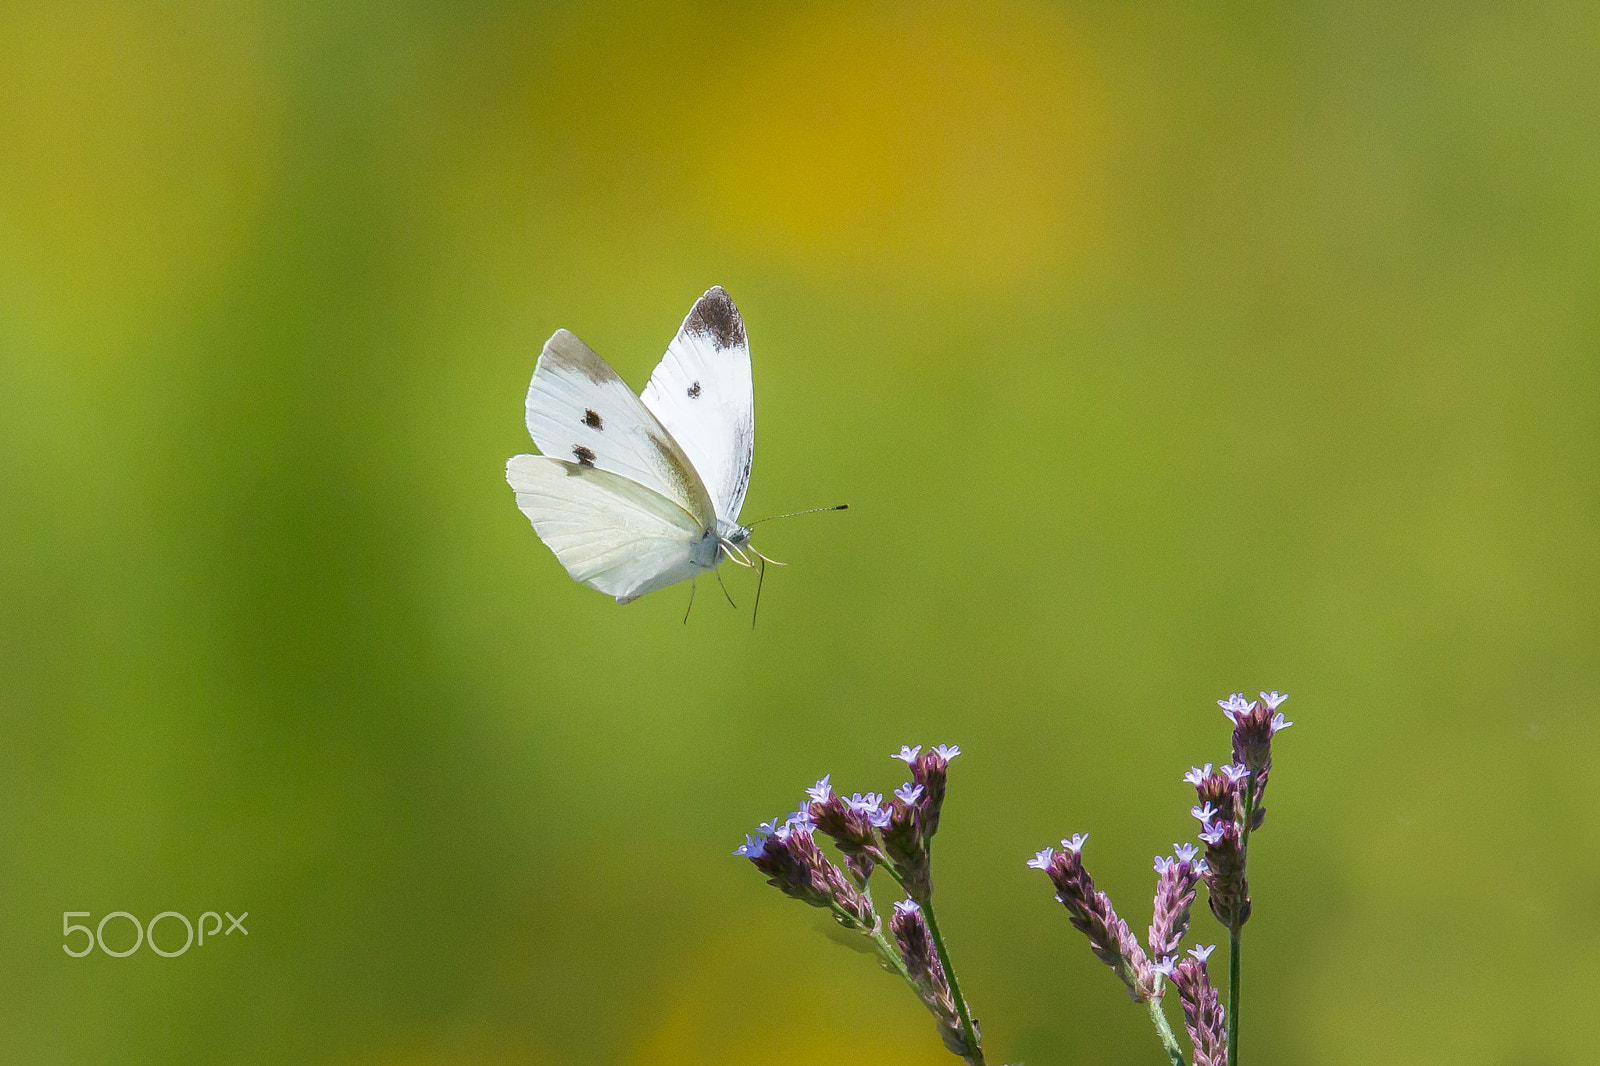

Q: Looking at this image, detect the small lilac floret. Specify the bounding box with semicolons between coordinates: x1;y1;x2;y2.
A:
847;792;890;827
1183;763;1213;786
1188;944;1216;963
892;745;922;764
1218;692;1254;723
1028;846;1056;871
1172;842;1200;863
1270;712;1294;733
931;744;961;761
787;806;814;829
894;782;924;804
1152;956;1177;977
1260;690;1289;710
1198;824;1226;846
733;834;765;858
1153;855;1172;874
756;816;786;836
1191;802;1217;824
806;774;833;803
1061;832;1089;853
1220;763;1249;784
892;898;921;918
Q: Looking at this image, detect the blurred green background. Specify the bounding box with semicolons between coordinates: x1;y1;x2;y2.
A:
2;1;1597;1063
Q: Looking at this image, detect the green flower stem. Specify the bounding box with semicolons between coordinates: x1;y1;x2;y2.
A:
865;921;914;985
882;864;986;1066
920;895;986;1066
1227;926;1242;1066
1228;785;1256;1066
1146;989;1189;1066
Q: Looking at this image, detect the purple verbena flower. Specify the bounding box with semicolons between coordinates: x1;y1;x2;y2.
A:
1199;816;1250;930
1062;832;1089;853
1189;764;1242;827
883;781;932;901
1225;688;1292;815
1260;690;1289;710
740;818;879;932
906;743;960;839
1034;837;1156;1001
1172;947;1228;1066
1148;844;1205;959
809;790;889;881
806;775;833;804
1028;846;1056;871
889;895;977;1060
892;744;922;765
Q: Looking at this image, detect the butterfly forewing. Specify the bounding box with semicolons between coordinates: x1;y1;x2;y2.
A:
640;286;755;527
525;329;716;529
506;454;711;603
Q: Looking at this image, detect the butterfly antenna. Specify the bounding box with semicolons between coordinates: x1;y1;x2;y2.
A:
714;567;738;609
751;554;766;631
748;504;849;526
683;578;696;625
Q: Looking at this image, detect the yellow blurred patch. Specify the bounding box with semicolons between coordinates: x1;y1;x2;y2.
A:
696;2;1104;285
430;0;1107;301
0;0;283;352
627;914;955;1065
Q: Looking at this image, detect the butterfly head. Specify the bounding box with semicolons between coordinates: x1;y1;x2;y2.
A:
716;520;754;566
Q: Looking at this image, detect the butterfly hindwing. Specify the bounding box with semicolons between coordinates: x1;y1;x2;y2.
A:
524;329;716;529
506;454;713;604
640;286;755;527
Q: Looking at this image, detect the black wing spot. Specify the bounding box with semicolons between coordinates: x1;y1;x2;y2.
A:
583;408;603;429
684;287;745;350
572;445;597;468
687;381;702;398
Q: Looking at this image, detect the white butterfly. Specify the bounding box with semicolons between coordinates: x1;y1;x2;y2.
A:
507;286;803;608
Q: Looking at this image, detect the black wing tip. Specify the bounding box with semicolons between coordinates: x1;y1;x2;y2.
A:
685;286;745;350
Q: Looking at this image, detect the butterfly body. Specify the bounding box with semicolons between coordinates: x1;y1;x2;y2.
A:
507;287;760;605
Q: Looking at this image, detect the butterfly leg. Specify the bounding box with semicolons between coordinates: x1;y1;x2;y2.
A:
683;578;696;624
751;554;766;631
714;566;739;609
